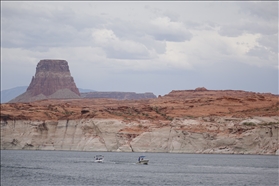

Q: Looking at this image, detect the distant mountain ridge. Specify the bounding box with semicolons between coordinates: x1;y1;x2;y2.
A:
1;86;157;103
1;86;28;103
81;91;157;100
1;86;95;103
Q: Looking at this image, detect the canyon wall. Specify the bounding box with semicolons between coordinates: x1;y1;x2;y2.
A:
2;88;278;155
1;117;278;155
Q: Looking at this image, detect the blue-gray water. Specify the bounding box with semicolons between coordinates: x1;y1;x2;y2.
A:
1;150;278;186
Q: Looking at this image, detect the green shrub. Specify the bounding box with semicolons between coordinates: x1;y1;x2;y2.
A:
242;122;256;126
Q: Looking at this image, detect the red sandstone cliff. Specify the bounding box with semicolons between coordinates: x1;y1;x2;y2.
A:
2;89;278;121
1;89;278;154
2;58;278;155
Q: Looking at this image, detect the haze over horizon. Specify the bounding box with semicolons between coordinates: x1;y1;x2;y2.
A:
1;2;278;96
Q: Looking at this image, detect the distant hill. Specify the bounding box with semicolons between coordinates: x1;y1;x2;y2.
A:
78;88;96;93
1;86;95;103
1;86;28;103
80;91;157;100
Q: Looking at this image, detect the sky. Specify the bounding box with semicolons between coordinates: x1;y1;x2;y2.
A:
1;1;278;96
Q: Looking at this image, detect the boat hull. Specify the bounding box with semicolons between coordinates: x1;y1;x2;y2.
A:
138;160;149;165
95;160;103;163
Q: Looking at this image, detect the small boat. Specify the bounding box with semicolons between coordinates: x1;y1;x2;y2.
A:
94;155;104;163
137;156;149;165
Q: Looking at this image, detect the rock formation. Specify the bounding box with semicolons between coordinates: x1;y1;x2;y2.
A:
194;87;208;91
1;117;278;155
1;89;278;155
9;59;80;103
81;92;157;100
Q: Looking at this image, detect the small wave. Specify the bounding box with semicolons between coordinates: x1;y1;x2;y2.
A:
73;160;93;163
103;161;137;165
1;164;44;170
187;165;267;170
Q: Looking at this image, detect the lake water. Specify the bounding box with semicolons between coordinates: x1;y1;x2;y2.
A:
1;150;278;186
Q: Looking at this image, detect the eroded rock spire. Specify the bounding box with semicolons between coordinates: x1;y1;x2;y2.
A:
9;59;80;103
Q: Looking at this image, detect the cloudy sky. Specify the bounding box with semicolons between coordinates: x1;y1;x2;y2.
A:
1;1;278;96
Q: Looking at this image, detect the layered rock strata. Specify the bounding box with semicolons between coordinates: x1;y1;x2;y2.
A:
1;89;278;155
9;59;80;103
1;117;278;155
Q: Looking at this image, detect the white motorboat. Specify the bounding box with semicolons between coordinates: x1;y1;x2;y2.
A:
94;155;104;163
137;156;149;165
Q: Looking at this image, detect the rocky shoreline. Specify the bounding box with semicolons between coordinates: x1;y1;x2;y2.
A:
1;116;278;155
1;85;278;155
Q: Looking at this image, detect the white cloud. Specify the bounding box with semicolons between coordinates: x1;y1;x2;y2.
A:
1;2;278;95
91;29;117;46
149;16;192;42
91;29;151;59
